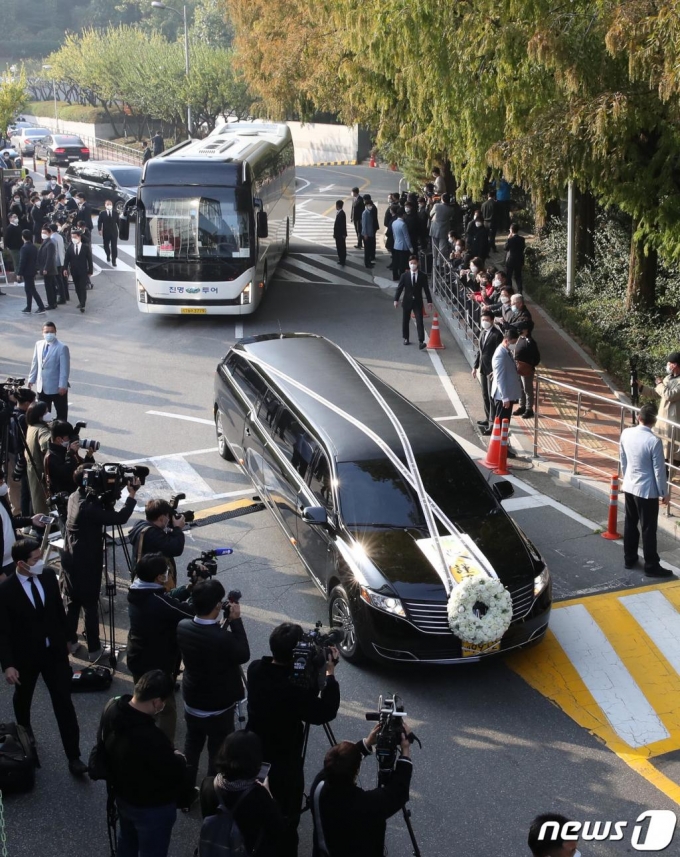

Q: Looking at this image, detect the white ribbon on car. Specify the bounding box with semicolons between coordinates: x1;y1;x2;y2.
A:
244;348;497;594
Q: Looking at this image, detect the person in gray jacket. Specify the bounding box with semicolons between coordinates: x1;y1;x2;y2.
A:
428;193;454;257
491;326;523;429
361;201;378;268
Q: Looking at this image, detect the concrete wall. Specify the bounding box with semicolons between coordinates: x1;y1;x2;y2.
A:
23;113;116;141
287;121;360;165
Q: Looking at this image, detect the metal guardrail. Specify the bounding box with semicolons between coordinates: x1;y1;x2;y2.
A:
423;237;680;515
76;134;143;166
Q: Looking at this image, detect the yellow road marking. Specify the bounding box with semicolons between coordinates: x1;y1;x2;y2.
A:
192;498;259;522
507;580;680;806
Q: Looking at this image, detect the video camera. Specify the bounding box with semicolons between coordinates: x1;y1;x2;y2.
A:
72;420;100;452
186;547;234;582
290;621;344;692
82;462;149;505
170;492;195;524
366;693;420;785
0;378;26;428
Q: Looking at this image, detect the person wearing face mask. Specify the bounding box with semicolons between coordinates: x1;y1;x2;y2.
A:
28;321;70;418
503;292;533;329
637;352;680;466
0;538;88;776
403;203;420;253
97;199;120;265
466;213;490;262
473;310;503;433
505;222;526;292
45;174;62;195
45;223;67;304
128;498;186;590
394;255;433;349
528;813;581;857
9;192;28;227
43;421;94;496
64;228;93;312
74;194;94;231
350;187;365;249
428;192;454;257
96;669;188;856
513;322;541;419
0;473;45;580
35;226;58;309
361;197;378;268
490;326;523;436
4;211;23;279
126;553;195;743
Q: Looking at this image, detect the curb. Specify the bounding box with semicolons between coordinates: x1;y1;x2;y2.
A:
304;160;358;167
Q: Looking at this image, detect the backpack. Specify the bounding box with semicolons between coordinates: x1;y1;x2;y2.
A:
0;722;38;794
198;785;256;857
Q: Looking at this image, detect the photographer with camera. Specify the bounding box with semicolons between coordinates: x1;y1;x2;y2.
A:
44;421;94;496
247;623;341;857
62;465;140;660
177;578;249;791
127;552;195;743
129;499;186;589
309;721;413;857
5;386;35;518
96;669;188;857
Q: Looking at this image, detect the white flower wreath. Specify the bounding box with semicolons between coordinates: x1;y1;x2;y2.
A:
447;576;513;645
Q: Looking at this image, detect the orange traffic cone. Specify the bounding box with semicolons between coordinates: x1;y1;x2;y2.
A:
481;418;502;470
426;312;445;349
493;419;511;475
369;156;376;168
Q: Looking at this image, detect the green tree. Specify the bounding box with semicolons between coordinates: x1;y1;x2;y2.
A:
0;68;28;139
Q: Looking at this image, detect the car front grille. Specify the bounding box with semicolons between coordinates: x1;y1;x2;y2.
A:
403;581;536;635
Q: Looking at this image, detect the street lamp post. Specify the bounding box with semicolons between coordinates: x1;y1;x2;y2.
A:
41;64;59;133
151;1;191;138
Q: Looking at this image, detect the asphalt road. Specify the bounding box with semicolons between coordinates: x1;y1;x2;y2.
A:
1;165;678;856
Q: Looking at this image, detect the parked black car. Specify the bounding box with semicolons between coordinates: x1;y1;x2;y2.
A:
64;161;141;214
213;333;552;665
35;134;90;166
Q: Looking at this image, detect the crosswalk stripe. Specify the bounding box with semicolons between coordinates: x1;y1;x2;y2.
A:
620;590;680;677
91;244;135;272
150;453;216;500
549;604;670;748
293;208;336;246
278;256;377;288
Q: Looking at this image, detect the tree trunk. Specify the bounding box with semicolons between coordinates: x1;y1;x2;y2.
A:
100;101;121;138
626;226;657;310
575;186;596;269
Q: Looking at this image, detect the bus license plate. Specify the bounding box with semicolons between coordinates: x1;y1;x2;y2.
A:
180;307;207;314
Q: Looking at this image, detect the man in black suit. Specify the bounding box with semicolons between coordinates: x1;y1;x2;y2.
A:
97;200;120;266
350;187;365;249
0;538;87;776
333;200;347;266
18;229;45;314
394;255;432;349
473;309;503;431
74;194;94;231
64;230;93;313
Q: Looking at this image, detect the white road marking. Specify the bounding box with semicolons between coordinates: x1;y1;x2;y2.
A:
123;447;217;464
282;256;377;288
235;323;243;339
146;410;214;426
151;453;216;500
427;351;467;418
619;590;680;675
90;244;134;272
295;178;311;194
318;184;335;193
433;415;467;422
549;604;670;748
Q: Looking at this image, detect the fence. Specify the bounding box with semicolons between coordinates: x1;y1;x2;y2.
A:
424;238;680;516
74;134;143;166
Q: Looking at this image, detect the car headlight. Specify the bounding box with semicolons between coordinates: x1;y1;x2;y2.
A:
137;282;147;303
240;281;252;305
534;567;550;597
359;586;406;618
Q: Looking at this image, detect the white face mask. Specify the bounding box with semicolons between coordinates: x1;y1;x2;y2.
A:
0;484;8;498
72;238;81;245
105;205;113;211
44;332;56;343
27;559;45;576
666;363;674;375
481;320;492;330
507;343;516;354
493;276;502;287
500;296;510;304
409;263;418;272
41;233;49;240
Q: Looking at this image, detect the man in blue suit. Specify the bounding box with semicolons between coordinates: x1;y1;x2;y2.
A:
27;321;70;420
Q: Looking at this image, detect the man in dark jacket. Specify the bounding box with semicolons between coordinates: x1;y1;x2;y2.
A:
152;131;165;156
350;187;364;249
0;539;87;775
74;194;94;231
62;466;139;659
64;229;93;312
128;498;185;588
99;670;187;857
127;553;194;743
502;292;533;329
394;255;433;349
333;200;347;266
4;213;23;278
473;310;504;432
309;723;413;857
97;200;120;265
466;214;491;262
18;230;45;314
44;421;93;496
36;226;58;310
177;578;249;788
505;222;526;292
481;191;497;252
247;622;341;857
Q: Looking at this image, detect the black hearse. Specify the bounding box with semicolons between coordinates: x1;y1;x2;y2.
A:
214;333;551;664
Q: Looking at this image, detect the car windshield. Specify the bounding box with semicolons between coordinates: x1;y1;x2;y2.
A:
138;186;251;261
108;167;142;188
338;451;498;529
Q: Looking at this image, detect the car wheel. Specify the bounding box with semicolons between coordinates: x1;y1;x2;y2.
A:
329;585;365;663
215;410;235;461
115;200;125;216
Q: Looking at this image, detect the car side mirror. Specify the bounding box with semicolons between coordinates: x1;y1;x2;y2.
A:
256;210;268;238
301;505;328;526
492;480;514;501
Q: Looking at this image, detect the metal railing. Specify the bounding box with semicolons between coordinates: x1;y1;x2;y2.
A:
426;240;483;351
77;134;143;166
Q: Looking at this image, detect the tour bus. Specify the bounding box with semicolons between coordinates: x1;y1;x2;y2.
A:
132;122;295;315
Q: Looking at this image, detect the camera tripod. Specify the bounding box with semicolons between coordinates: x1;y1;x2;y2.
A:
99;521;133;671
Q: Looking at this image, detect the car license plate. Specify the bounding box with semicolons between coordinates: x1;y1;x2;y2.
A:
180;307;207;314
461;640;501;658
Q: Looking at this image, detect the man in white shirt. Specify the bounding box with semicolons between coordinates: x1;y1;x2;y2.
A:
620;403;671;577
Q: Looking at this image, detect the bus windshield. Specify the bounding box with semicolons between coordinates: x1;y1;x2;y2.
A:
138;187;251;261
